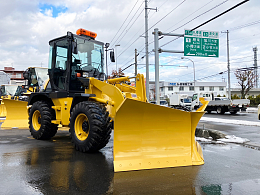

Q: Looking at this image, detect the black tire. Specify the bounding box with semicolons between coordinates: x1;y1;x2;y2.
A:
70;101;112;152
29;101;58;140
216;107;225;114
207;110;211;114
230;111;237;115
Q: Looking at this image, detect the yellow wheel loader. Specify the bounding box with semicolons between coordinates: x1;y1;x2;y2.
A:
26;28;208;172
1;68;49;128
0;84;24;117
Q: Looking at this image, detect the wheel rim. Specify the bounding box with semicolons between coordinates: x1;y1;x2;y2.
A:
75;113;90;141
32;110;41;131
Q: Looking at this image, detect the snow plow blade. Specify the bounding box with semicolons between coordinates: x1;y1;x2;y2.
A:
1;99;28;129
197;97;209;112
114;98;205;172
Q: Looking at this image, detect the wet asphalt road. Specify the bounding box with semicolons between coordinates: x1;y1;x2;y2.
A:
0;125;260;194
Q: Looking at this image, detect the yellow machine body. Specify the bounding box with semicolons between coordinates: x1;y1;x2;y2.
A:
51;98;73;126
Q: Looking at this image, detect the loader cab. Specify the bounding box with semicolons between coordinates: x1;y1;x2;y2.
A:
0;85;21;98
48;29;105;93
23;67;49;92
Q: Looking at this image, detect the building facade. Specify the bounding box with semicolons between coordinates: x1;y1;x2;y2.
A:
149;81;227;100
1;67;25;85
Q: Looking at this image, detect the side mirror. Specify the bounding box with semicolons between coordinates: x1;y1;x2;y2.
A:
72;41;78;54
110;51;115;62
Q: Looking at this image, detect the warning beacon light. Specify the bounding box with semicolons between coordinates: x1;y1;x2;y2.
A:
76;28;97;39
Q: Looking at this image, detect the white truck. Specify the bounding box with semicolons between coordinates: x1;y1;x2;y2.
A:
169;94;192;110
191;92;250;114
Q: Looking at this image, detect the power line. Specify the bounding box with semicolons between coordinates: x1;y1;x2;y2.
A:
160;0;230;47
196;71;228;81
161;0;249;48
116;8;144;47
163;0;216;33
191;0;249;31
147;0;169;20
110;0;140;46
228;19;260;31
110;1;144;48
115;0;168;64
174;59;259;80
139;0;228;55
146;0;187;33
196;65;260;81
117;0;187;66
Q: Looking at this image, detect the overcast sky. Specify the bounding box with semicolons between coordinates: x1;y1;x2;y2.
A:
0;0;259;87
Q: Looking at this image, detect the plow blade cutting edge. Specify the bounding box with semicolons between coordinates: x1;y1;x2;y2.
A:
114;98;206;172
1;99;28;129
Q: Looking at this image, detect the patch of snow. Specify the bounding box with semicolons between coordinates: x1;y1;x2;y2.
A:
195;137;224;144
196;137;212;142
196;135;249;144
200;117;260;127
218;135;250;144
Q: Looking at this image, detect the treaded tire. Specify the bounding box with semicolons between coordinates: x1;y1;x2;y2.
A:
70;101;112;152
29;101;58;140
216;107;225;114
230;111;237;115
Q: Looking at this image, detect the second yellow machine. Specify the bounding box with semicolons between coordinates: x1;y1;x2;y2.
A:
26;28;208;172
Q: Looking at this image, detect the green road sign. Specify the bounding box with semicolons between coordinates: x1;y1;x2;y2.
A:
184;29;219;57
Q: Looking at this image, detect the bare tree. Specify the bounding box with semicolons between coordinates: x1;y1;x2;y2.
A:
108;68;125;79
234;69;256;99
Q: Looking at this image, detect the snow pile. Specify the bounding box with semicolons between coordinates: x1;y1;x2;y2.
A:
200;117;260;127
196;135;249;144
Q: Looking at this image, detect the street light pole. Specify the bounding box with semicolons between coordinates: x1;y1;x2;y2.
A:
181;57;195;92
115;44;120;74
105;43;110;76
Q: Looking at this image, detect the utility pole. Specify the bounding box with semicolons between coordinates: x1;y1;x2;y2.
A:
135;48;139;84
222;30;231;99
144;1;157;101
253;46;258;88
115;44;120;74
154;28;160;105
135;49;138;77
145;0;149;101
